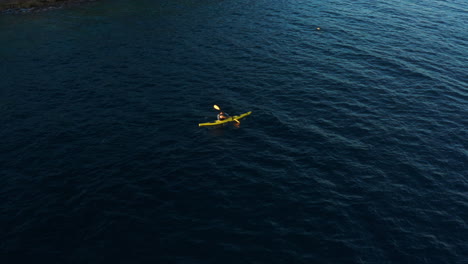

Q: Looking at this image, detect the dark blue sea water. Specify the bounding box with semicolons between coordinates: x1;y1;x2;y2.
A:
1;0;467;263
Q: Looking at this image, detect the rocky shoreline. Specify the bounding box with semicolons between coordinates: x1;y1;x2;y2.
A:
0;0;97;13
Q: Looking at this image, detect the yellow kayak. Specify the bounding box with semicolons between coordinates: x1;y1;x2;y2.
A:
199;111;252;127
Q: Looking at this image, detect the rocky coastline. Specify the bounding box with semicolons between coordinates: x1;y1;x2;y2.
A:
0;0;97;13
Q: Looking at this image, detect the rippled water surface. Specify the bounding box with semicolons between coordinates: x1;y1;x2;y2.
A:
1;0;467;263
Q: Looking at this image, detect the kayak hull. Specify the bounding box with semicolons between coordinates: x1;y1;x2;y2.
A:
199;111;252;127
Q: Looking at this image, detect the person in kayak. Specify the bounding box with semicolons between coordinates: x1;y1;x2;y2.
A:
217;111;230;121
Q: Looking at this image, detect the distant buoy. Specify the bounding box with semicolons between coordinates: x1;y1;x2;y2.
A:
316;27;321;31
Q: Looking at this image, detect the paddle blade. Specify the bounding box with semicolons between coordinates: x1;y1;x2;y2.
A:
213;105;221;111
